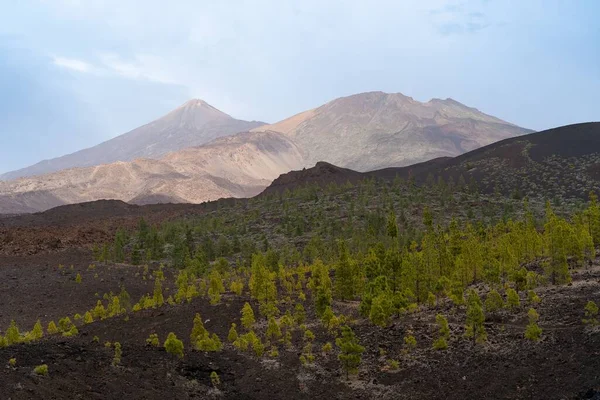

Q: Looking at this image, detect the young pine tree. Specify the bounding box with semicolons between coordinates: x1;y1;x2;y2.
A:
336;325;365;379
164;332;184;358
208;270;225;305
506;288;520;311
153;277;164;307
266;317;282;341
524;308;542;341
484;289;504;314
583;301;599;325
190;313;208;344
465;290;486;344
433;314;449;350
241;303;256;330
228;323;239;342
334;241;360;301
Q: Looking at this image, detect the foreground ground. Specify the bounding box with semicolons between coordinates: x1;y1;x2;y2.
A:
0;248;599;399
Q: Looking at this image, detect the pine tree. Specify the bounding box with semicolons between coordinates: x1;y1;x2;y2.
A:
241;303;256;330
484;289;504;314
153;277;164;307
583;301;599;325
112;342;122;366
249;254;277;303
164;332;184;358
5;320;20;345
336;325;365;379
334;241;360;301
524;308;542;341
30;320;44;341
266;316;282;341
585;191;600;245
228;323;239;342
113;229;127;263
506;288;520;311
190;313;208;344
465;290;486;344
433;314;449;350
311;260;333;316
93;300;107;320
369;291;394;327
47;321;59;335
208;270;225;305
543;202;572;284
386;210;398;239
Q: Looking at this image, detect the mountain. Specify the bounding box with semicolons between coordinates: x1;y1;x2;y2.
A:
262;122;600;201
0;91;534;213
253;91;532;171
0;131;303;213
0;99;265;180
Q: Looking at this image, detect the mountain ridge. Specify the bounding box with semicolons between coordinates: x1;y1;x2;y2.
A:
0;91;533;213
1;99;265;180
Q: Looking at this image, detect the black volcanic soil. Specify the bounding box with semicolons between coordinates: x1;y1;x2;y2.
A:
1;247;599;399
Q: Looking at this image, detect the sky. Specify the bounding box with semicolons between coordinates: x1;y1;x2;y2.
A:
0;0;599;174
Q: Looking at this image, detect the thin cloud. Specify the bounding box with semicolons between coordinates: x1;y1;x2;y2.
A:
52;56;92;72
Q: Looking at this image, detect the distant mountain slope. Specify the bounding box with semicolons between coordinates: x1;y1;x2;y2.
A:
431;122;600;199
261;123;600;200
253;91;532;171
1;99;265;180
0;91;536;212
0;131;303;214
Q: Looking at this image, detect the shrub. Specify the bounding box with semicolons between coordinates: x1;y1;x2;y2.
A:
228;323;238;343
105;341;112;348
29;320;44;341
303;329;315;342
92;336;100;343
433;337;448;350
403;334;417;352
47;321;59;335
294;303;306;325
484;289;504;313
387;359;400;370
75;273;82;284
210;371;220;387
241;303;256;330
164;332;184;358
5;320;20;345
336;326;365;379
266;317;282;341
33;364;48;376
268;345;279;358
9;358;16;367
230;280;244;296
525;308;542;342
113;342;122;366
527;290;541;304
146;333;159;347
84;312;94;324
583;301;599;325
322;342;333;354
93;300;107;320
506;288;520;310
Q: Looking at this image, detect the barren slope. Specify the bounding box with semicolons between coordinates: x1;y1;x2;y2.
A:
1;99;265;180
0;131;303;213
254;91;532;171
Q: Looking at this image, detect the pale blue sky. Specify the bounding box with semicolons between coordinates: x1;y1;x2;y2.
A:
1;0;599;173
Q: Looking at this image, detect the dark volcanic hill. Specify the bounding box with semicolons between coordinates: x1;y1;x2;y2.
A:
263;122;600;200
1;99;265;180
